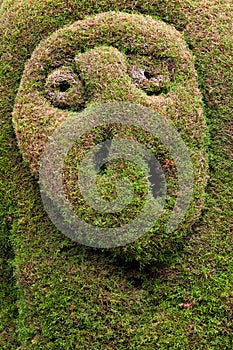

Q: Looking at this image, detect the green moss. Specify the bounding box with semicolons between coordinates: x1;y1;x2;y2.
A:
12;12;207;264
0;1;232;349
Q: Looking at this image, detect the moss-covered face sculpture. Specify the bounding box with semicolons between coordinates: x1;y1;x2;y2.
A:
12;12;208;263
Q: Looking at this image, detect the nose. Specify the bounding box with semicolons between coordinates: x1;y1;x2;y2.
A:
75;46;145;106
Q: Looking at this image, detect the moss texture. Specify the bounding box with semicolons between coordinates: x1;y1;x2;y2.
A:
1;1;232;349
12;12;207;263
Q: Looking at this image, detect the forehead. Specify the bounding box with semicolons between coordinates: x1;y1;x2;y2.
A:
27;12;192;74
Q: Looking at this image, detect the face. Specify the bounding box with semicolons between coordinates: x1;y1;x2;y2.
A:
13;12;205;171
12;12;207;257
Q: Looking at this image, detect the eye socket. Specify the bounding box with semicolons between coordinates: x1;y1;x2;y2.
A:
45;66;85;110
128;64;171;96
58;81;71;92
127;54;175;96
144;71;153;79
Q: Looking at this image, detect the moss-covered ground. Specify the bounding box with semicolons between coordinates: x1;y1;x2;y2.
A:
0;1;232;349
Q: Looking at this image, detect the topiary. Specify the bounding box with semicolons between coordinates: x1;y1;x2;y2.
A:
12;12;208;264
1;1;232;348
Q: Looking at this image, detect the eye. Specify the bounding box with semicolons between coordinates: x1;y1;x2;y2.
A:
144;71;153;79
128;65;171;96
45;66;85;110
58;81;71;92
127;56;175;96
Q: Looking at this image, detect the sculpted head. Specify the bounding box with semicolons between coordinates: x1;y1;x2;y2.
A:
12;12;207;263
